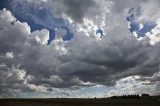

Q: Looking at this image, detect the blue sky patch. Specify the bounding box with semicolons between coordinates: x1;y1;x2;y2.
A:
127;8;157;38
1;0;74;45
96;29;104;38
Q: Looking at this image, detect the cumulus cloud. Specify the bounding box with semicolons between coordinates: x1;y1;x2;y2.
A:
0;9;48;97
0;0;160;98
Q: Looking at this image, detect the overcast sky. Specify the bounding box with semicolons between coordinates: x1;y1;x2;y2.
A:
0;0;160;98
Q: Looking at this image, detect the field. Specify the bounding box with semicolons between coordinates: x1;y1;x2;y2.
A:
0;96;160;106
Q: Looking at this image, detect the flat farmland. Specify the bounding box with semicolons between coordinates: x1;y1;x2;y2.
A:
0;98;160;106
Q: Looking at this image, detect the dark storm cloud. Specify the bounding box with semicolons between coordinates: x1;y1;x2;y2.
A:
56;34;160;87
62;0;96;22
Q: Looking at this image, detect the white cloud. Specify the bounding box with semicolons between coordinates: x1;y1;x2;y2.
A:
107;76;156;96
30;29;49;45
12;66;26;80
146;18;160;45
139;24;144;30
5;52;14;59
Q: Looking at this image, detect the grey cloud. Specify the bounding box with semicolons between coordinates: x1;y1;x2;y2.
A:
155;82;160;95
62;0;96;22
1;0;160;98
59;32;160;86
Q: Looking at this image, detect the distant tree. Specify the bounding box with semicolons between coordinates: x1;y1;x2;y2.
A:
142;94;150;97
110;94;140;99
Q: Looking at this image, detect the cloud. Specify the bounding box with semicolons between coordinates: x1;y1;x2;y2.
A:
0;8;50;97
155;82;160;95
0;8;96;97
107;76;156;96
61;0;96;22
10;0;110;29
0;0;160;98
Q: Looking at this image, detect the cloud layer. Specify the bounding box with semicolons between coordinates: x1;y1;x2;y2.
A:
0;0;160;97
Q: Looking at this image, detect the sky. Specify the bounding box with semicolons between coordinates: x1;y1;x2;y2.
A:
0;0;160;98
